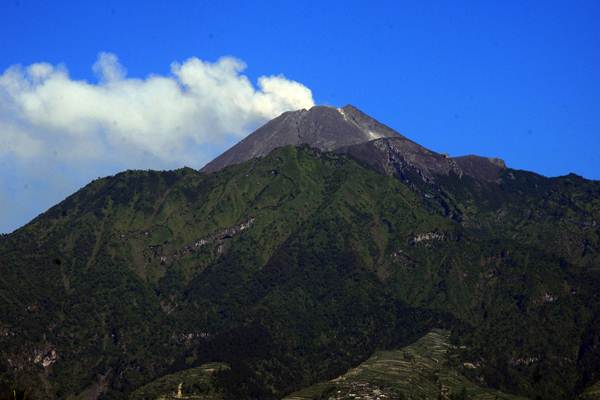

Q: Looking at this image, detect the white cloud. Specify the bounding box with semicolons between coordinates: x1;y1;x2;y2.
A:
0;52;314;165
0;53;315;233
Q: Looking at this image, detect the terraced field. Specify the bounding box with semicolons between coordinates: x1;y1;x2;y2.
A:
579;381;600;400
129;363;228;400
284;330;527;400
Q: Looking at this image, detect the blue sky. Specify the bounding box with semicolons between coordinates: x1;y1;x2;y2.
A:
1;0;599;233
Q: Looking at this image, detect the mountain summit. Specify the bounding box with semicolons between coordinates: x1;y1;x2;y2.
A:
201;105;400;173
202;104;506;182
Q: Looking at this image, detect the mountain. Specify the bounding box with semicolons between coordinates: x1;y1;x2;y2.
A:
1;106;600;400
202;104;507;183
200;105;400;173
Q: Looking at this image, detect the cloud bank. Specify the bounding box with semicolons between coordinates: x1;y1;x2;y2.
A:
0;53;314;232
0;52;314;165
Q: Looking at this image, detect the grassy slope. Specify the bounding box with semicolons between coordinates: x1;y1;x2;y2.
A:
0;146;599;399
129;363;228;400
580;381;600;400
285;330;527;400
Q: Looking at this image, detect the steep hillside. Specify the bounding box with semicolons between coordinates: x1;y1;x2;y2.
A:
285;330;527;400
1;123;599;399
0;146;453;398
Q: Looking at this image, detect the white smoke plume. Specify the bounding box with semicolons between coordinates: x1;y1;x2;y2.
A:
0;53;315;232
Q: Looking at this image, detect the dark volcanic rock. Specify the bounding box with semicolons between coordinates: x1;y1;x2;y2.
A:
337;137;506;182
453;155;506;181
202;104;506;183
201;105;400;173
337;136;462;182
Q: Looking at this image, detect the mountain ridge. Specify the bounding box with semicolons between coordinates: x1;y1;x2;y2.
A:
201;104;401;173
1;107;600;400
201;104;508;186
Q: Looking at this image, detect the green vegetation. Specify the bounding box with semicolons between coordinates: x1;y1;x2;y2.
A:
129;363;228;400
285;330;526;400
0;145;599;399
579;381;600;400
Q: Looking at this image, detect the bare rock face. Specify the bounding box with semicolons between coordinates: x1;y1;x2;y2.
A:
453;155;507;181
201;104;506;182
337;136;462;182
201;105;400;173
338;138;506;182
